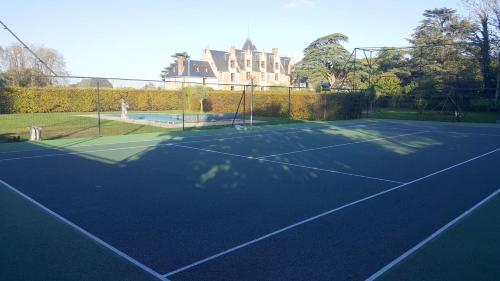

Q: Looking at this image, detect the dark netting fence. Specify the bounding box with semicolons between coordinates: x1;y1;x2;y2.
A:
359;88;499;122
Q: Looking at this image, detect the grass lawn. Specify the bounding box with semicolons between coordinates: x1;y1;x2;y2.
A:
0;111;293;143
0;112;173;142
369;108;500;123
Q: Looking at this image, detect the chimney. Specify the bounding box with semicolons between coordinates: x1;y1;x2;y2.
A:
229;46;236;54
177;55;185;75
272;48;278;56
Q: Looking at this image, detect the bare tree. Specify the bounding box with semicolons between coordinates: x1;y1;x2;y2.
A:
0;43;68;86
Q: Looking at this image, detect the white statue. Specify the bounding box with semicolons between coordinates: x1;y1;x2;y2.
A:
120;98;129;119
28;126;42;141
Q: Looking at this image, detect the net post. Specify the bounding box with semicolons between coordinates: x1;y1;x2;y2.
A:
96;81;101;136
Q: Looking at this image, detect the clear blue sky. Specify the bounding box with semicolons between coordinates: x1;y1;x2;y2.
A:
1;0;466;79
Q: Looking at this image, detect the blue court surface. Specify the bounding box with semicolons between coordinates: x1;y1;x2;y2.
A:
1;119;499;280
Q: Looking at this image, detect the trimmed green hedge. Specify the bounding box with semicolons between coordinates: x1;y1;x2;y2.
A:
0;87;362;121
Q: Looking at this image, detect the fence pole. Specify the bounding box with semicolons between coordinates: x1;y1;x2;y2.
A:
243;85;246;125
96;81;101;136
250;82;254;128
182;82;185;131
288;86;292;121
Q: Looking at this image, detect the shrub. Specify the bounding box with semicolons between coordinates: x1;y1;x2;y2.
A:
0;87;363;121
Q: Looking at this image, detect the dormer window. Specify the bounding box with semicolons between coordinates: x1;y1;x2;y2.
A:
230;60;235;68
204;64;209;73
246;60;251;67
194;64;200;73
260;61;265;68
275;62;279;70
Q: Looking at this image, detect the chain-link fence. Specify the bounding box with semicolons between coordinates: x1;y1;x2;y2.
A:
360;88;500;122
0;75;367;142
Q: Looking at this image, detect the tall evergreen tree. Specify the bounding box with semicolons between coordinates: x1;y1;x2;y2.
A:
293;33;351;89
409;8;480;92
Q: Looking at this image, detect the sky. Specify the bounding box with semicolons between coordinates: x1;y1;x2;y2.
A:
0;0;467;80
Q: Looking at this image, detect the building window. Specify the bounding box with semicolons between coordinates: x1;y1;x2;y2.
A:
275;62;279;70
246;72;251;80
260;61;265;68
194;64;200;72
230;85;235;91
246;60;251;68
275;73;279;81
261;72;265;81
231;73;235;82
204;64;209;73
230;60;235;68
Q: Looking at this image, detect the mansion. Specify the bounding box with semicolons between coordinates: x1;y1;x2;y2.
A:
164;39;294;90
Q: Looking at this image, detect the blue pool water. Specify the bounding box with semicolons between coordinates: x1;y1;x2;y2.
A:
113;113;240;123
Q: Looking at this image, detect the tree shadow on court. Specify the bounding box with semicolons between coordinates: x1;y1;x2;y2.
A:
0;120;494;276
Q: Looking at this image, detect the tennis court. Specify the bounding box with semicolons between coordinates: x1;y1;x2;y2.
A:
1;119;499;280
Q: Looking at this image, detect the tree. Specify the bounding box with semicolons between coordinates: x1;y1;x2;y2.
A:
183;86;209;112
487;0;500;104
463;0;495;88
0;43;67;86
293;33;351;88
409;8;480;91
374;49;410;74
0;71;7;90
160;63;176;80
372;73;403;96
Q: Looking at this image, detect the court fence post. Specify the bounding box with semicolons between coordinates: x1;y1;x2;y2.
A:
288;86;291;121
181;82;185;131
96;81;101;136
250;81;254;128
243;85;246;125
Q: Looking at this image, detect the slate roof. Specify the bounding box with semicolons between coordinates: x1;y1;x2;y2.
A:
242;39;258;51
281;57;291;75
209;50;229;72
208;49;291;75
79;78;113;88
166;59;216;78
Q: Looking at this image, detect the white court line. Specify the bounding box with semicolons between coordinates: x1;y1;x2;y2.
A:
171;144;255;160
366;126;500;137
171;144;404;184
0;124;420;162
162;147;500;277
0;123;336;155
0;121;403;156
258;131;428;158
259;158;405;184
0;179;168;281
0;130;308;162
366;187;500;281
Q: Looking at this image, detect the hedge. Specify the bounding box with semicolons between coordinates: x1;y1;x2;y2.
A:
0;87;362;121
